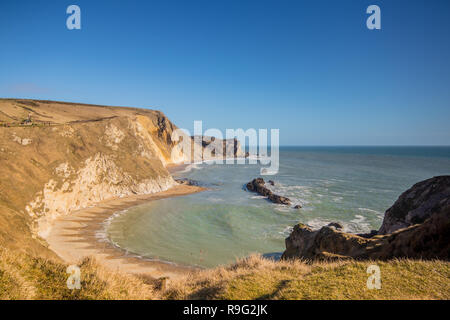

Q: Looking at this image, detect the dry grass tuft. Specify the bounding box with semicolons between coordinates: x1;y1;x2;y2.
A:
164;255;450;300
0;248;155;300
164;255;311;300
1;249;449;300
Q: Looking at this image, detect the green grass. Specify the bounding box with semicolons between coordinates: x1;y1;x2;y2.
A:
164;255;450;300
221;260;450;300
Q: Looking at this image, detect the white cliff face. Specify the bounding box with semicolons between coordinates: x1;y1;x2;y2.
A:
23;115;185;239
12;133;33;146
26;153;176;238
103;124;125;151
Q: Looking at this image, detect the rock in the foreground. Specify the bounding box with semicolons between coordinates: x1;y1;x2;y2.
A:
378;175;450;234
246;178;292;205
282;209;450;261
282;176;450;261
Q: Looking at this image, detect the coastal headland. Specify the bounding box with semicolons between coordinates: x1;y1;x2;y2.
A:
0;98;448;300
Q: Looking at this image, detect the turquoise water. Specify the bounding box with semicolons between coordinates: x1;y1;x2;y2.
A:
106;147;450;268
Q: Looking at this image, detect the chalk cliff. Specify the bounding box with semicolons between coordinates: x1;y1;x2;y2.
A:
0;99;241;255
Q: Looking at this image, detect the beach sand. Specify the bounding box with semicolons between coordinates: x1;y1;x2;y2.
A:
46;184;205;280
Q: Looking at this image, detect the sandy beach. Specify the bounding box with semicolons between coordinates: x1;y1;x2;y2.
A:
46;184;205;280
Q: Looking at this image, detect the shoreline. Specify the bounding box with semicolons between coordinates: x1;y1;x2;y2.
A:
46;184;206;279
167;162;190;174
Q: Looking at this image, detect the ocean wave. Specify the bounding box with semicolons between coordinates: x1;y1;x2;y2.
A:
358;207;383;217
250;195;267;199
204;196;225;203
279;226;294;237
348;214;372;232
305;218;333;230
305;215;372;234
95;208;130;243
274;206;292;213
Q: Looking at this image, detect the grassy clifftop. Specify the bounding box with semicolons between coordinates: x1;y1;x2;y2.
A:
1;248;448;300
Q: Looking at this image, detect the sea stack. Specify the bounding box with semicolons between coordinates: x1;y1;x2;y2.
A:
246;178;292;206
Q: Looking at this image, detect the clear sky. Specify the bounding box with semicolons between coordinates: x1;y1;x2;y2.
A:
1;0;449;145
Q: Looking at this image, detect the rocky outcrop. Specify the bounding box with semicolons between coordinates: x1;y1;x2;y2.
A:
378;176;450;234
246;178;292;205
282;208;450;261
268;193;292;206
282;176;450;261
282;223;373;260
197;136;245;160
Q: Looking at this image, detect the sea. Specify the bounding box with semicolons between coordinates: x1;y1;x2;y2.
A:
104;146;450;268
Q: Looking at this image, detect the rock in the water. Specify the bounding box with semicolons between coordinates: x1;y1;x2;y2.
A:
378;176;450;234
246;178;291;205
294;205;302;209
197;136;245;159
268;193;291;205
246;178;264;192
282;176;450;261
268;180;275;186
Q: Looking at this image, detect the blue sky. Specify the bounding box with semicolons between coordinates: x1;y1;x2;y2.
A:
1;0;449;145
